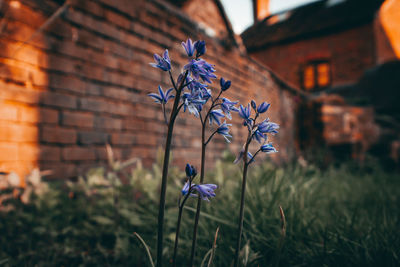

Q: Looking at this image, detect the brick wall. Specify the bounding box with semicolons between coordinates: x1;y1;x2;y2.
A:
250;23;376;88
0;0;297;180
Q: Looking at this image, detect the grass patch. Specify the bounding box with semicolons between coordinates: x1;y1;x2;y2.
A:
0;154;399;266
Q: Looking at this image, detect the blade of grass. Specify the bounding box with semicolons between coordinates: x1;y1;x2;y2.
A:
184;206;235;227
132;232;155;267
200;249;213;267
207;227;220;267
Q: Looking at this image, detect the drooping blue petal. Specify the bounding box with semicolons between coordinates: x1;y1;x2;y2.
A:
209;109;225;125
193;183;217;201
181;181;190;196
182;92;206;117
258;119;279;134
221;98;239;120
257;102;270;113
261;143;277;153
253;130;266;144
182;38;195;57
184;59;216;83
217;121;232;143
148;93;163;104
150;50;171;71
239;104;251;120
148;85;175;104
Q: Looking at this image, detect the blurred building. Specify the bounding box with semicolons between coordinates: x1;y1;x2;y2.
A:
0;0;299;182
243;0;400;164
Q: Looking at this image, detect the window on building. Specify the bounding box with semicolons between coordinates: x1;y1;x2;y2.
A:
301;60;331;91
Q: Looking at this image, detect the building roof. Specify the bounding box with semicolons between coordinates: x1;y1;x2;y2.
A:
241;0;385;52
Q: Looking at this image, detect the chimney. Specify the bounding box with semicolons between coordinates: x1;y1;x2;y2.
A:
253;0;270;23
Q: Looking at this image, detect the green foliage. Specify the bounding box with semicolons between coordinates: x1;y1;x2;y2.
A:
0;154;399;266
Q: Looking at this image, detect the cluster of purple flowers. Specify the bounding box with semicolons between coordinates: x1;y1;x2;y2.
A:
234;100;279;164
149;38;240;144
148;38;279;267
181;164;217;202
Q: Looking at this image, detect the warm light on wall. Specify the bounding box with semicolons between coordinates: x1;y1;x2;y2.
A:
9;0;21;9
379;0;400;58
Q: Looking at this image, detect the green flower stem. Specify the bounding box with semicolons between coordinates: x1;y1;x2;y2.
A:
156;71;188;267
172;186;191;267
234;131;252;267
189;91;222;266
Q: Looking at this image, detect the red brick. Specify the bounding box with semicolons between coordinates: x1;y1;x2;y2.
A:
62;147;96;161
49;74;86;94
40;126;77;144
0;122;38;142
62;111;94;128
78;131;109;145
0;143;18;161
79;97;109;113
0;103;18;121
39;146;61;161
40;92;77;109
20;106;59;124
18;145;62;165
94;116;122;130
111;133;136;145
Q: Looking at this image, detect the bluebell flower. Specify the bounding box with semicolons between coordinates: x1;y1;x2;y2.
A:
221;98;239;120
182;39;195;57
220;77;231;91
261;143;277;153
239;104;253;127
238;104;251;120
181;181;197;197
185;164;197;178
193;183;217;201
199;61;217;83
182;92;206;117
253;130;266;144
181;182;217;201
184;59;216;83
194;40;206;58
234;148;254;164
148;85;174;104
150;49;171;71
217;121;232;143
257;102;270;113
209;109;225;125
258;119;279;134
188;81;211;101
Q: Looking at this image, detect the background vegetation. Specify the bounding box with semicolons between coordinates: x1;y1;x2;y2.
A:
0;151;399;266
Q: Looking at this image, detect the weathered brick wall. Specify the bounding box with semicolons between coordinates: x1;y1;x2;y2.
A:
0;0;297;180
180;0;228;39
250;23;376;88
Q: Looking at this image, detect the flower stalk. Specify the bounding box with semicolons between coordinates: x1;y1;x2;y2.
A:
233;101;279;267
156;71;187;267
189;87;233;266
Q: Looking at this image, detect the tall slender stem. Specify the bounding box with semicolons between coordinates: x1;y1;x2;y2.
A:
172;190;191;267
189;91;223;266
172;206;183;267
189;122;206;266
156;71;187;267
233;133;251;267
